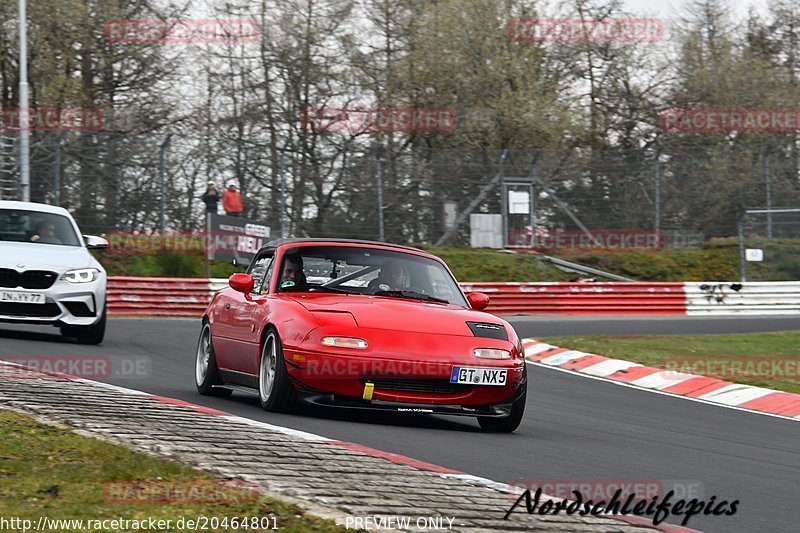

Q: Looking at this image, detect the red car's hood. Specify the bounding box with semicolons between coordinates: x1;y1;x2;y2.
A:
285;293;502;336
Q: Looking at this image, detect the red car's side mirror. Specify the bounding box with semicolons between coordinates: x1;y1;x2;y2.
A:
229;273;254;294
467;292;490;310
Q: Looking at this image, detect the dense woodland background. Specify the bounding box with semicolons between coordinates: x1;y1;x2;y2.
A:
1;0;800;243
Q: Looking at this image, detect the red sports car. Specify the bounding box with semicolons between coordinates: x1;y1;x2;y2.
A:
195;239;527;432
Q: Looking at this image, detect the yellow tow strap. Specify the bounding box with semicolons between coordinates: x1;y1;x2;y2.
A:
362;381;374;401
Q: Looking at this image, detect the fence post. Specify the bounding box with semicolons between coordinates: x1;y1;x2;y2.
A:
278;143;288;238
51;130;67;205
763;144;772;239
738;212;746;282
375;144;384;242
18;0;30;202
159;133;173;232
654;148;661;231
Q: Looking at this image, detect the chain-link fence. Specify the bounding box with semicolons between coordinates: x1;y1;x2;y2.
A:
739;209;800;281
2;132;800;255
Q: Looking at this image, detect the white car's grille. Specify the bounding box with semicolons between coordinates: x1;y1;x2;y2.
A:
0;269;58;290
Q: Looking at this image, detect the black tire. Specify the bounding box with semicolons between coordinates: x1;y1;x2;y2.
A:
478;388;527;433
195;322;232;397
60;326;78;338
61;305;107;345
258;328;297;413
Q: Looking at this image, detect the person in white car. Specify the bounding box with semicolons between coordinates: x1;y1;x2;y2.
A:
31;221;63;245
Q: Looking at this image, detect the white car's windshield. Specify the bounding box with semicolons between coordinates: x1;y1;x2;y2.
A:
0;209;82;247
275;246;467;306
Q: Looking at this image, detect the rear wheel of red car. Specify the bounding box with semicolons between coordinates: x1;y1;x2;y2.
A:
477;388;526;433
258;329;297;413
195;322;232;397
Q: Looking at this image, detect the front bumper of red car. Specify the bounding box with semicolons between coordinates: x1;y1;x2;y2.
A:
282;328;527;414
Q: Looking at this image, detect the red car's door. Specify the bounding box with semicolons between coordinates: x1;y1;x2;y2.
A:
224;252;275;376
244;296;274;374
209;288;239;371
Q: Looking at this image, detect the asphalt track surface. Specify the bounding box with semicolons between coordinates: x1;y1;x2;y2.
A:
1;316;799;533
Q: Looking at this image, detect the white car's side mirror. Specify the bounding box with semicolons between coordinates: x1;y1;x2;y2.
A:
84;235;109;250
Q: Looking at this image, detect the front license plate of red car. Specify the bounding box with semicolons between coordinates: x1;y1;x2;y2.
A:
450;366;507;386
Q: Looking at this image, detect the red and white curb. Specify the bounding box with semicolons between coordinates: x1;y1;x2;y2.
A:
0;360;697;532
522;338;800;421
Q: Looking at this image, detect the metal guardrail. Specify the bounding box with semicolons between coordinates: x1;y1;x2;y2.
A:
685;282;800;315
460;282;686;315
109;277;800;316
108;277;214;316
109;277;689;317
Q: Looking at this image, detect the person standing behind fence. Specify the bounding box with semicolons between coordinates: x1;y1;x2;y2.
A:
201;182;220;214
222;180;244;217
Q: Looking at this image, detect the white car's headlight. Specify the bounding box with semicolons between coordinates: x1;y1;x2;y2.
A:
474;348;511;359
321;337;368;349
62;268;100;283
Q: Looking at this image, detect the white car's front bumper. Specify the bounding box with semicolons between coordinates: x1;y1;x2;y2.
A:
0;276;106;327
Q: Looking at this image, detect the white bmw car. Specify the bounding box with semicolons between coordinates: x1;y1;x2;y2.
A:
0;201;109;344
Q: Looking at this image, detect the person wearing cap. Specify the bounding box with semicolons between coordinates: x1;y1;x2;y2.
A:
222;181;244;217
201;181;220;214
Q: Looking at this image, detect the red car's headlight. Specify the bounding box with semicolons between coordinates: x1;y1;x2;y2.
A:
473;348;511;359
321;337;368;349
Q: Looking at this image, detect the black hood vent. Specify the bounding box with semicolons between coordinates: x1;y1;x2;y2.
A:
466;321;508;340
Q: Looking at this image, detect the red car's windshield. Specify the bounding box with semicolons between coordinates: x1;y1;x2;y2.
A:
275;246;467;306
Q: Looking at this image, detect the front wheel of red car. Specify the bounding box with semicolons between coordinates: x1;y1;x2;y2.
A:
477;388;526;433
258;329;297;413
195;322;232;397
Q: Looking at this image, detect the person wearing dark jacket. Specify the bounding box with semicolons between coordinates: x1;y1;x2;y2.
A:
201;182;220;214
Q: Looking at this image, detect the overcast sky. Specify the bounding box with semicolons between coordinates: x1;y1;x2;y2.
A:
623;0;765;20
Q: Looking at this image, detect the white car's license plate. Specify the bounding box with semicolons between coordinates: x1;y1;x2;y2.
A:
450;366;507;386
0;291;45;304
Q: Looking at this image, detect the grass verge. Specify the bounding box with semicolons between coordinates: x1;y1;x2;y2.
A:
552;238;800;281
540;331;800;394
96;246;575;282
0;410;346;532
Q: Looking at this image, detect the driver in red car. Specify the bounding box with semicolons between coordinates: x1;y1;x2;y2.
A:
368;261;408;292
281;254;307;287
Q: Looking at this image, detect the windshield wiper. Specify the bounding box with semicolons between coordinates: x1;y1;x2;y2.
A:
374;290;450;304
